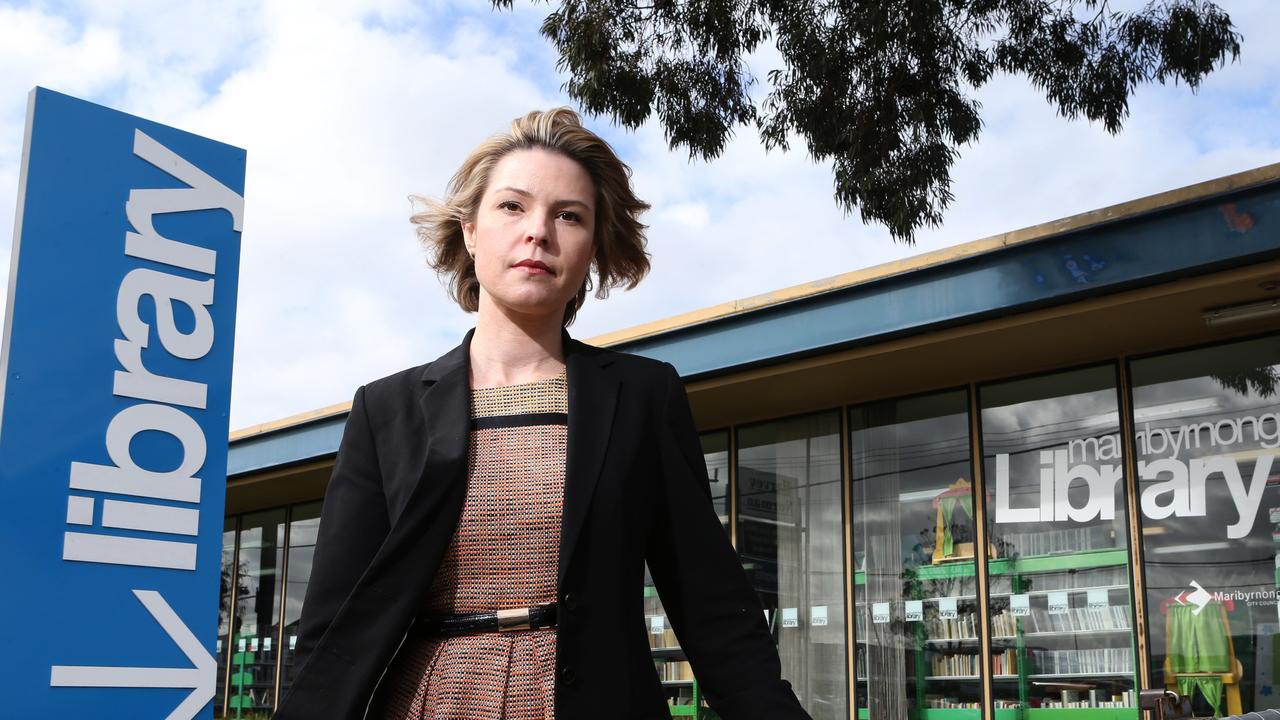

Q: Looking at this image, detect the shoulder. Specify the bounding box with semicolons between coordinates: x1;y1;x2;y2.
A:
350;362;430;414
572;338;677;384
571;340;684;414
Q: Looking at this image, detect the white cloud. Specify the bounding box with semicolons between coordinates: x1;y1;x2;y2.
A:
1;0;1278;429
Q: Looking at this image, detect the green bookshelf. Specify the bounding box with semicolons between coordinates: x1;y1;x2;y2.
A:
855;548;1137;720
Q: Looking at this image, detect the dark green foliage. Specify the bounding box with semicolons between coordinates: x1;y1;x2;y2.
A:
1212;367;1280;399
493;0;1240;243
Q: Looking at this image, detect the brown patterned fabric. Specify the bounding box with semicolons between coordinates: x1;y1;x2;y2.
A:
380;369;567;719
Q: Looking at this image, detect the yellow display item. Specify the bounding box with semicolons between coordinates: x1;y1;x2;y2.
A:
931;478;996;564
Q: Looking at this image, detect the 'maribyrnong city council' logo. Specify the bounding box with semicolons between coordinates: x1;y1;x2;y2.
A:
1174;579;1279;613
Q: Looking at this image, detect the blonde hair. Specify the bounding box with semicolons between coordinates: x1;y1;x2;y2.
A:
411;108;651;326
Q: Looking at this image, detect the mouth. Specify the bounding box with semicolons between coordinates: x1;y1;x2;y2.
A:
514;259;554;276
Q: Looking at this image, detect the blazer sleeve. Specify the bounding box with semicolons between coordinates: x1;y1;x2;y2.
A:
645;362;812;719
287;384;391;682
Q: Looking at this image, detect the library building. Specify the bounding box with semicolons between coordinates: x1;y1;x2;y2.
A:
217;163;1280;720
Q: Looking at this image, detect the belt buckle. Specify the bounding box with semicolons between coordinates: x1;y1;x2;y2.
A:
496;607;532;632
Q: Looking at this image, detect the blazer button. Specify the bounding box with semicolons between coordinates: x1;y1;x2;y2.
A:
562;592;578;611
559;665;576;686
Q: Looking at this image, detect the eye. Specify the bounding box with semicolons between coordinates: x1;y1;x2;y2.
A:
498;200;521;212
557;210;582;223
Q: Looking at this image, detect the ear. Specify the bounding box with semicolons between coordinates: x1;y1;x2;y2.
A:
461;220;476;257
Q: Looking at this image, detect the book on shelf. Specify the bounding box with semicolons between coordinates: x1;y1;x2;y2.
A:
1029;648;1133;675
925;696;982;709
656;659;695;681
1000;526;1113;557
930;652;979;677
991;608;1017;638
1021;605;1130;634
991;648;1019;675
927;610;979;640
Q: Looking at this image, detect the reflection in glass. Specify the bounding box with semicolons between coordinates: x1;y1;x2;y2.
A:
644;431;734;712
980;366;1137;717
229;509;286;717
215;517;237;718
703;430;730;529
279;501;322;699
851;389;978;720
738;412;847;720
1132;334;1280;717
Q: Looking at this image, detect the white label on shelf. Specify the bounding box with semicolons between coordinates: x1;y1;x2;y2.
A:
650;615;665;633
1010;593;1031;617
938;597;958;620
237;637;245;652
1271;506;1280;524
872;602;891;624
216;638;222;653
782;607;799;628
289;635;297;650
905;600;923;622
263;637;272;652
1048;591;1070;615
811;605;828;626
1087;588;1109;610
250;637;259;652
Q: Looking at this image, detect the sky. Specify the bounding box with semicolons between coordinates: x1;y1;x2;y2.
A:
1;0;1278;431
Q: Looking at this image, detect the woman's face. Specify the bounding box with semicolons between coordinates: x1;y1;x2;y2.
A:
463;147;596;324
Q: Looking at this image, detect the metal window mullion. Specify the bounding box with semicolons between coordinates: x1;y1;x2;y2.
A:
273;505;293;710
222;514;241;719
840;407;856;720
969;385;995;720
1117;358;1151;691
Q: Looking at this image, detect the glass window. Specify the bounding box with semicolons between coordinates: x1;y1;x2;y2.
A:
703;430;730;530
279;501;322;700
980;366;1138;715
851;389;979;720
215;516;237;718
1131;334;1280;717
738;411;847;720
228;509;286;717
644;431;734;713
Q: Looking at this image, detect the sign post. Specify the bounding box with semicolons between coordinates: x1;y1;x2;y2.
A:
0;87;245;718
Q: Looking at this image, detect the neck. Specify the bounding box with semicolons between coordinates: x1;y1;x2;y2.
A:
469;296;567;386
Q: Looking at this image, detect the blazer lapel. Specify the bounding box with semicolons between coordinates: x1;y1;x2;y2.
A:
387;328;472;532
559;330;619;588
417;327;472;496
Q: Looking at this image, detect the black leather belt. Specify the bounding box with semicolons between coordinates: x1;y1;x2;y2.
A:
414;602;558;638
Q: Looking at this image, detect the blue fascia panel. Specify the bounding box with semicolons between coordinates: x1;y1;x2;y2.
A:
616;183;1280;374
228;181;1280;473
227;414;346;477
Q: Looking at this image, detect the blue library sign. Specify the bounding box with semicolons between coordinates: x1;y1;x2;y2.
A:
0;88;245;718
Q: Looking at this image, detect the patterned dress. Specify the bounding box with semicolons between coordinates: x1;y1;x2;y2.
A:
380;369;567;719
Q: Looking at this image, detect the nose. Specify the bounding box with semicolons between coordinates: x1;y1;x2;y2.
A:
525;212;550;246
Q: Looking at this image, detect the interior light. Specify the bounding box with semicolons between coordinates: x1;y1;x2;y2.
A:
1132;398;1220;422
1147;541;1231;555
1202;298;1280;327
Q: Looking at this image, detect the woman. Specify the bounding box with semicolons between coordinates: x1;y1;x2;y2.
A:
273;109;811;720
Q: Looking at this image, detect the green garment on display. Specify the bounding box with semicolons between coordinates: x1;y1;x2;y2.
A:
1177;676;1224;718
937;495;972;557
1168;603;1230;716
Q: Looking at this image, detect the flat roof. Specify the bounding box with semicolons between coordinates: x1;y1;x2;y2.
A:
227;162;1280;477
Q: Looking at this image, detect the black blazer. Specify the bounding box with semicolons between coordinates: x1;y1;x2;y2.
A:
273;328;811;719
